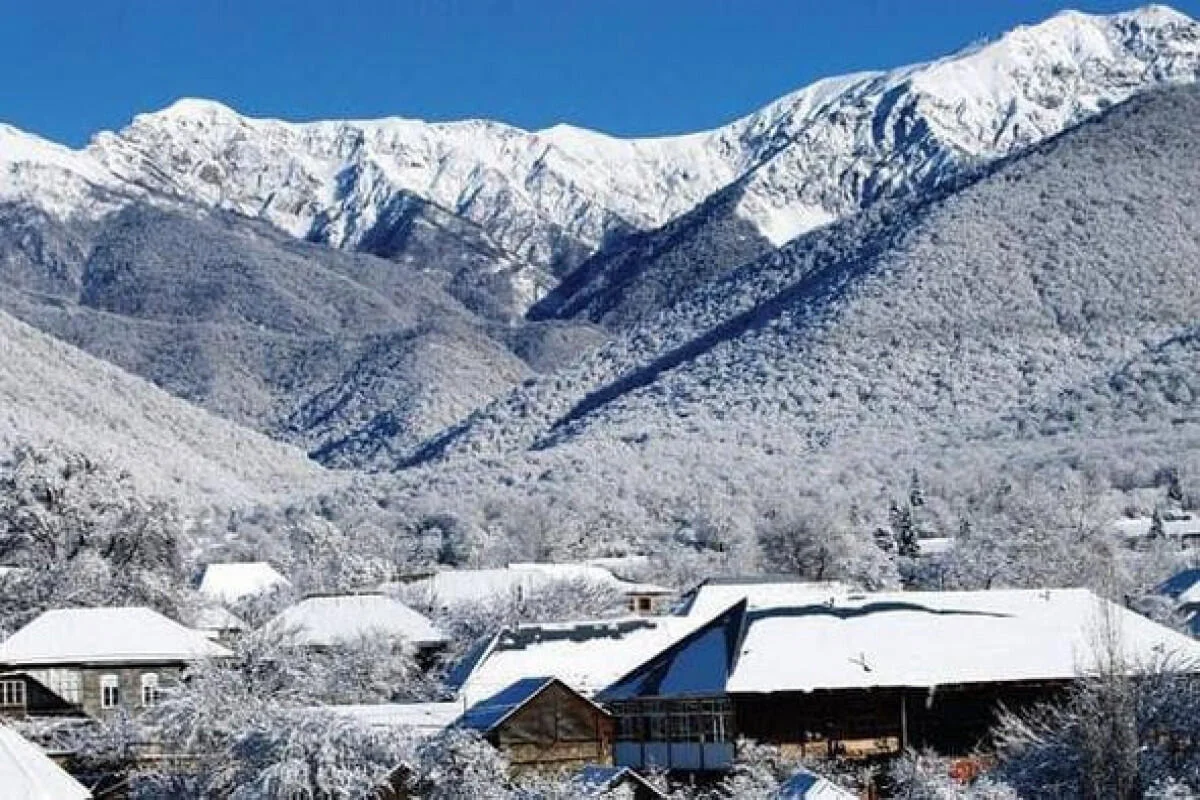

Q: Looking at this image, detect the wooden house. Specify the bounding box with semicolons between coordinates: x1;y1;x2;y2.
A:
459;676;615;774
0;607;230;719
266;593;448;660
598;588;1200;771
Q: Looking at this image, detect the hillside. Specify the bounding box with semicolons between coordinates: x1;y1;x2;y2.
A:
0;309;326;505
0;203;548;463
1;8;1195;322
372;85;1200;553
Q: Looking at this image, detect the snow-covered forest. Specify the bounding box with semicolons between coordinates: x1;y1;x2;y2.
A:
3;5;1200;798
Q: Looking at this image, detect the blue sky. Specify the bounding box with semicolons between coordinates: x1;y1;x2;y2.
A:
5;1;1198;146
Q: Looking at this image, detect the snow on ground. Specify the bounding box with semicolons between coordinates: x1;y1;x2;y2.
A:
323;701;464;736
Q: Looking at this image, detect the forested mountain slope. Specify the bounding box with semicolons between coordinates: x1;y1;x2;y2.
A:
533;5;1200;328
373;85;1200;555
0;203;554;463
2;8;1196;321
0;309;326;504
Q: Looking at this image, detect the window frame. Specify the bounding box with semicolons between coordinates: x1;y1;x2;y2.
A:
140;673;160;706
0;679;25;708
100;674;120;709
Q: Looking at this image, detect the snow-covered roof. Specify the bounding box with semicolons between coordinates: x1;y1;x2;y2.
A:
323;701;463;736
574;765;666;798
453;614;708;706
267;593;447;648
681;578;852;618
0;723;91;800
727;589;1200;694
777;768;857;800
198;562;290;604
394;563;670;610
1112;514;1200;540
0;607;231;666
460;676;555;732
192;605;248;636
916;537;955;557
1158;569;1200;605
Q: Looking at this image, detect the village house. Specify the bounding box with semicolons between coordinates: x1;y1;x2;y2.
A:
266;592;448;657
776;767;858;799
0;722;92;799
390;562;673;617
191;604;249;646
572;764;668;799
1156;567;1200;636
197;560;290;605
452;613;708;707
1113;512;1200;549
459;676;615;774
326;679;616;778
596;588;1200;771
0;607;230;719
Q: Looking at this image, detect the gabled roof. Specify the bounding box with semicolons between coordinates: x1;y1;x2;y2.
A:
198;562;290;604
1157;568;1200;604
777;768;857;800
451;614;710;706
0;607;231;666
0;723;92;799
267;593;447;648
594;589;1200;700
574;765;667;798
192;605;248;635
600;600;746;701
394;562;670;610
727;589;1200;694
459;676;607;733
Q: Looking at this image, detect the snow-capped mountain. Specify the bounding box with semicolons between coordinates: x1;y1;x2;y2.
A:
2;6;1196;318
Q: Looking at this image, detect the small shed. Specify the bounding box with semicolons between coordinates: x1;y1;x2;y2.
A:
0;722;92;799
460;676;615;774
777;768;858;799
573;764;667;799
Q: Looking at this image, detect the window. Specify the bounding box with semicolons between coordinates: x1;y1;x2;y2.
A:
140;673;160;706
0;680;25;708
100;674;120;709
637;596;653;613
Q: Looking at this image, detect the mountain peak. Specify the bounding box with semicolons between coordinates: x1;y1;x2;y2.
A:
142;97;243;122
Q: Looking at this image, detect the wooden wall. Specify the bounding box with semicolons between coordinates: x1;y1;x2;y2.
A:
491;681;614;773
733;681;1071;757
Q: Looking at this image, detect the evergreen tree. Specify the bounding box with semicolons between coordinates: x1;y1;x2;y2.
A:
890;501;921;559
1149;508;1166;540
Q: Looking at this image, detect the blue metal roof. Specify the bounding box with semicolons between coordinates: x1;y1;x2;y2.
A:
458;676;554;732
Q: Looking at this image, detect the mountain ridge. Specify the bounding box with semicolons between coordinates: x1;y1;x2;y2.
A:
2;5;1196;320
